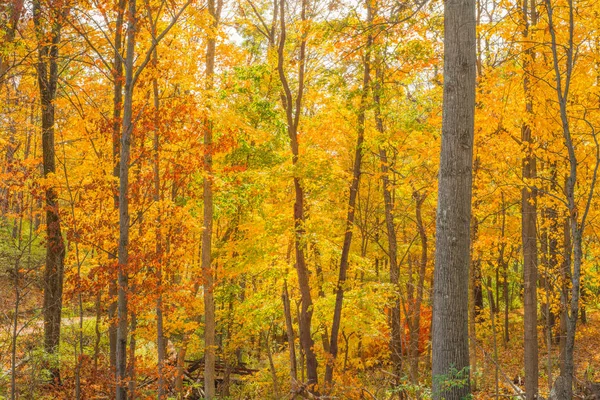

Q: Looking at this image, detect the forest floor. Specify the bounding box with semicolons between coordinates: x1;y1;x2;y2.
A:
3;279;600;400
474;307;600;399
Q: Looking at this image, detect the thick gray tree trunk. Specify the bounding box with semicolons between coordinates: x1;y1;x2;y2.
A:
431;0;476;396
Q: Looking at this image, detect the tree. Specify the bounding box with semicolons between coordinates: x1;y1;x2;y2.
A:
110;0;127;374
202;0;222;397
544;0;600;395
521;0;539;396
116;0;137;396
33;0;67;382
276;0;319;392
431;0;476;397
325;0;372;385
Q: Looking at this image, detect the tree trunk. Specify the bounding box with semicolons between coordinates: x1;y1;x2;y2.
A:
276;0;318;391
521;0;539;396
325;7;371;383
282;281;298;386
152;52;167;400
265;328;280;398
486;280;500;400
174;342;188;398
409;191;428;384
373;59;403;380
33;0;66;383
10;257;21;400
559;219;570;377
503;260;509;344
431;0;476;396
116;0;137;397
128;309;137;399
469;215;480;391
202;0;220;396
544;0;595;395
109;0;127;374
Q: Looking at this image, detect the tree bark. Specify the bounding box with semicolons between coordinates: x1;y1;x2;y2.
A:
202;0;221;396
409;191;428;384
373;57;403;380
276;0;318;391
431;0;476;396
116;0;137;397
325;6;371;383
282;281;298;385
33;0;67;383
109;0;127;373
544;0;597;395
521;0;539;396
152;49;167;400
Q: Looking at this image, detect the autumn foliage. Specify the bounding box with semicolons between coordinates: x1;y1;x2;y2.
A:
2;0;600;399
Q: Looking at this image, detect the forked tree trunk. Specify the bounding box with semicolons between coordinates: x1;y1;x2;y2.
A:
276;0;318;391
544;0;599;395
431;0;476;396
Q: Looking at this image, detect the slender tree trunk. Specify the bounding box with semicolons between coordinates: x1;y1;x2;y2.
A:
544;254;553;391
10;256;21;400
521;0;539;396
503;260;509;345
564;228;583;399
116;0;137;397
373;59;403;380
94;291;102;373
33;0;66;383
544;0;596;395
276;0;318;390
282;281;298;385
541;201;557;390
128;309;137;399
146;14;167;396
265;327;280;398
486;280;499;400
431;0;476;396
109;0;127;373
469;215;480;391
559;219;570;377
409;191;428;384
175;342;188;398
325;7;371;383
312;244;330;354
202;0;221;396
